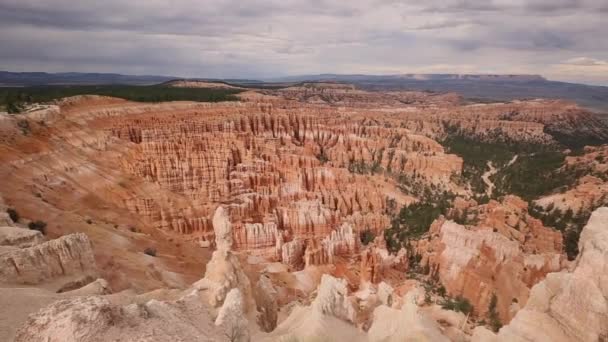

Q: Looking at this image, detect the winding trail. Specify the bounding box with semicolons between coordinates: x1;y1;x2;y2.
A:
482;162;497;197
482;155;519;197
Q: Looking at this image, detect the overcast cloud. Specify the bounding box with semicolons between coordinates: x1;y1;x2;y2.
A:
0;0;607;85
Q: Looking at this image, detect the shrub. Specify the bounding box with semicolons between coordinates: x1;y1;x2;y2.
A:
17;120;30;135
6;100;24;114
28;220;47;234
441;296;473;315
316;148;329;164
144;247;157;257
488;294;502;332
360;229;375;245
437;285;446;297
6;208;19;222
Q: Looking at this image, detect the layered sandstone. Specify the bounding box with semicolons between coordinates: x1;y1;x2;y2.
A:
2;83;608;342
473;206;608;341
416;196;565;322
4;89;605;289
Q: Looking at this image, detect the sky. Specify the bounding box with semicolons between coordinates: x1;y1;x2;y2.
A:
1;0;607;85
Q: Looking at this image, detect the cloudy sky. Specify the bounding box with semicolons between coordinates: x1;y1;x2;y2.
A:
1;0;607;85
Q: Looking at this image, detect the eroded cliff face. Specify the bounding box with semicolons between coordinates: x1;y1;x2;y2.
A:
474;207;608;342
0;233;97;285
416;196;565;323
0;91;468;286
2;83;608;341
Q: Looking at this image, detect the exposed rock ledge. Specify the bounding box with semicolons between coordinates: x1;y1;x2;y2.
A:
0;233;97;285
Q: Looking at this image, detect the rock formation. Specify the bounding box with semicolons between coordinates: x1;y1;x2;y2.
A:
368;290;450;342
2;83;608;341
0;225;44;248
260;274;365;341
0;232;97;285
253;275;278;332
473;206;608;341
194;206;253;310
416;196;565;322
215;289;250;342
14;292;229;342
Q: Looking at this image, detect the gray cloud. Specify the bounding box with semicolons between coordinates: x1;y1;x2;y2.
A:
562;57;608;66
0;0;606;84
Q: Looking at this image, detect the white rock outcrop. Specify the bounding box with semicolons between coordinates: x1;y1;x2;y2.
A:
215;288;250;342
259;274;365;342
0;226;44;249
312;274;357;322
0;233;97;284
193;206;253;311
368;289;450;342
14;292;228;342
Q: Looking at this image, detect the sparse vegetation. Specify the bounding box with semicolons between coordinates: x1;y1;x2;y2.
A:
144;247;157;257
385;190;454;253
28;220;47;234
488;294;502;332
441;296;473;315
360;229;375;245
528;203;598;260
316;148;329;164
493;152;582;201
6;208;19;222
17;119;31;135
442;131;583;200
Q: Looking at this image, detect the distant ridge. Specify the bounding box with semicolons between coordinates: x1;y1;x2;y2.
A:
0;71;176;86
267;74;608;112
269;73;547;82
1;71;606;112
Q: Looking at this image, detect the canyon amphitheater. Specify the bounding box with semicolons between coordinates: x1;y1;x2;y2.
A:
1;82;608;341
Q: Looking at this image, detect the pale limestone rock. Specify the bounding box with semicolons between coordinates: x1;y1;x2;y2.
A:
0;226;44;248
65;278;111;296
194;207;253;311
258;274;365;342
0;233;97;285
213;206;233;252
0;212;14;226
14;291;228;342
254;275;278;332
377;281;394;307
312;274;357;323
368;290;450;342
215;289;250;342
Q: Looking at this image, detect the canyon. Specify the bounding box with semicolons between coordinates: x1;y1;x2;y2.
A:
1;82;608;341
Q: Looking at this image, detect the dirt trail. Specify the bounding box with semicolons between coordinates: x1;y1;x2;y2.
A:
482;155;518;197
482;161;497;197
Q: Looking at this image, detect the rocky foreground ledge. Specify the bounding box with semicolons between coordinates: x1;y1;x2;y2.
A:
7;206;608;342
